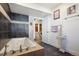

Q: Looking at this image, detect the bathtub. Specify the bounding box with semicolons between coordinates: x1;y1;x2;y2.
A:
0;37;36;55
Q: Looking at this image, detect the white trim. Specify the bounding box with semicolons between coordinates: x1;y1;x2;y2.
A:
42;41;59;49
16;3;52;14
59;49;79;56
59;49;65;53
11;21;29;24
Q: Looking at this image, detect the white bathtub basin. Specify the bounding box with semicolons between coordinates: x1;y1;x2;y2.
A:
0;37;36;55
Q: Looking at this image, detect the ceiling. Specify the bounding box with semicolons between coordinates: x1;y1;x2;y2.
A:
9;3;61;17
35;3;61;10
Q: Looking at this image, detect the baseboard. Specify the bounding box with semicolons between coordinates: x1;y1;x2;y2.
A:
59;49;79;56
59;49;65;53
65;50;79;56
42;41;59;49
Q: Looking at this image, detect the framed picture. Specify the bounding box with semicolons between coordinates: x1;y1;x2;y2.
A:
51;26;58;32
53;9;60;20
67;5;76;15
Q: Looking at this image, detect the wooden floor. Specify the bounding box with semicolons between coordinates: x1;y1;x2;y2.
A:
40;42;73;56
34;34;73;56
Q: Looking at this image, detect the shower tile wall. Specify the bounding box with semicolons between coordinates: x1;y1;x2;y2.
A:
11;23;29;38
0;12;10;39
0;3;29;50
0;4;11;50
0;3;11;38
10;13;29;38
0;4;29;39
10;13;29;22
0;3;11;39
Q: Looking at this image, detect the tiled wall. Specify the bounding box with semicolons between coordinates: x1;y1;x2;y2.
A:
0;3;11;50
0;4;29;38
10;13;29;22
10;13;29;38
0;4;29;50
0;12;10;39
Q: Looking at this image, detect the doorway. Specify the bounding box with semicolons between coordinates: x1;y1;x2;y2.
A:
35;19;42;44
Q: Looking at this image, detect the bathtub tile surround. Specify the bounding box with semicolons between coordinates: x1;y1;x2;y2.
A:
5;42;44;56
0;37;36;55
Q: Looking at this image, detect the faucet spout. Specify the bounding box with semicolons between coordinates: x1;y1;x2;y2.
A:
3;45;7;56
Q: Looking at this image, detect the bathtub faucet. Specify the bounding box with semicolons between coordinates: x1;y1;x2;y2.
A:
3;45;9;56
20;45;22;52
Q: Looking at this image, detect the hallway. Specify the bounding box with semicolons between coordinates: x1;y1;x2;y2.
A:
41;42;73;56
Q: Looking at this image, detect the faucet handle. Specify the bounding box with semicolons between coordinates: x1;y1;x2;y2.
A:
20;45;22;52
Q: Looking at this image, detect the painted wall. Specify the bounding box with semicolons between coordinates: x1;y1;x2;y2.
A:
42;3;79;55
62;16;79;55
29;16;35;41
